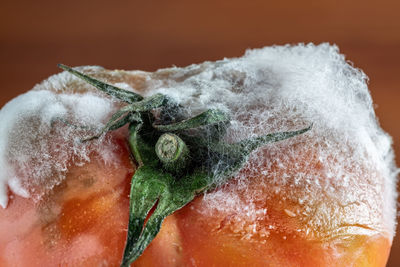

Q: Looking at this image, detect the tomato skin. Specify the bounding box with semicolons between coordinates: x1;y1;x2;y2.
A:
170;195;391;267
132;215;183;267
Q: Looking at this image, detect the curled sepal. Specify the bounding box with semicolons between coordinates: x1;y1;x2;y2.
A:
187;125;314;189
238;124;313;154
82;93;168;141
128;121;158;167
82;111;138;142
121;166;195;267
153;109;230;132
121;166;169;267
58;64;143;103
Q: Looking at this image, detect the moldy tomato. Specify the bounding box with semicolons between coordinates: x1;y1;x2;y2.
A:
0;44;396;267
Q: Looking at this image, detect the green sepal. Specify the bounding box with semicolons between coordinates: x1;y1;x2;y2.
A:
238;124;313;154
121;166;175;267
83;93;169;141
122;124;196;267
58;64;143;103
154;109;230;132
82;111;137;142
128;122;158;167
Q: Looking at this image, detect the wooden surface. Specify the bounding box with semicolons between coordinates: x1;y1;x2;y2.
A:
1;0;399;265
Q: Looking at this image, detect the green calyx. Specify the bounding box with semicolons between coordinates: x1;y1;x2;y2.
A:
58;64;312;267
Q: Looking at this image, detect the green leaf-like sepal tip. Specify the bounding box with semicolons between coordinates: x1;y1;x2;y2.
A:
58;64;312;266
58;64;143;103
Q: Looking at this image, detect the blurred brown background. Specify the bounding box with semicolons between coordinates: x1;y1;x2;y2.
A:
1;0;399;265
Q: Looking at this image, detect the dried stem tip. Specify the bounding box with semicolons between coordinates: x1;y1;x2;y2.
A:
155;133;189;172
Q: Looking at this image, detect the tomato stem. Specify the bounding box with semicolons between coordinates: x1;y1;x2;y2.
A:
155;133;190;173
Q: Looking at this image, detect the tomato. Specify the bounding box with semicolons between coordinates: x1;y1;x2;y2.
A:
0;62;393;266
